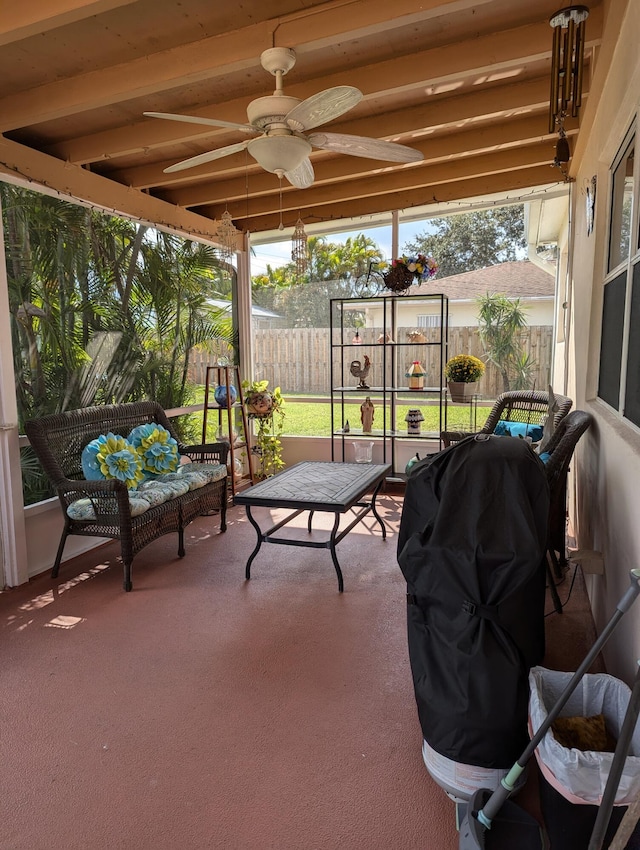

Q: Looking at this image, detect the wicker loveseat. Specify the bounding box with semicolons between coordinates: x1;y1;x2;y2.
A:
25;401;228;591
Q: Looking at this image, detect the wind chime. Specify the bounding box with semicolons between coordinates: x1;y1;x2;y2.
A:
548;5;589;177
216;208;238;263
291;216;309;278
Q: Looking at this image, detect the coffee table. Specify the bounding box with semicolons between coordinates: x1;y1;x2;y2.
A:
233;461;391;592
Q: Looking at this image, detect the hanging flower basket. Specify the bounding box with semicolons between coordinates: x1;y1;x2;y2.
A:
382;254;438;294
382;263;415;293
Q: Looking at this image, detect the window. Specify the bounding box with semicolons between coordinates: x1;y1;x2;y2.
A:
608;137;635;272
599;127;640;428
416;314;441;328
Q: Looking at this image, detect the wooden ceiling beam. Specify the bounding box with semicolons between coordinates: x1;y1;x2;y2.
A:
0;0;505;132
214;144;554;224
225;165;560;234
43;41;564;168
108;76;560;189
0;0;138;46
49;73;554;167
155;115;574;209
46;6;600;165
0;137;235;247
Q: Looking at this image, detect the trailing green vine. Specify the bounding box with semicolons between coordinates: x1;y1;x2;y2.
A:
242;379;286;479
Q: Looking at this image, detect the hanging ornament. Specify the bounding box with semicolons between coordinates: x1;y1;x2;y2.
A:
216;209;238;262
291;216;309;278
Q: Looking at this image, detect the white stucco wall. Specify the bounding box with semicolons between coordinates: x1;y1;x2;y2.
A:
565;0;640;684
24;499;107;580
365;298;554;329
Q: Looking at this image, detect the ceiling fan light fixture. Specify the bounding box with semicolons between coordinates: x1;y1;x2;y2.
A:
247;134;312;177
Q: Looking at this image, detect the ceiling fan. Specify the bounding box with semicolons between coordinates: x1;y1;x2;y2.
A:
144;47;423;188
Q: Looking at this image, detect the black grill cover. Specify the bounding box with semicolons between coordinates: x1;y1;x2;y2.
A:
397;434;549;768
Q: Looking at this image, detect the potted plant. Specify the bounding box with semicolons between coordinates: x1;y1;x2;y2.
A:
444;354;485;402
242;379;286;479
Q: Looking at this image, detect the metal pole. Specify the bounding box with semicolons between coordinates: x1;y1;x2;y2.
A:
588;659;640;850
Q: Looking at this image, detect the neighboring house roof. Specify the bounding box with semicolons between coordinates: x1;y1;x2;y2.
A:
207;298;280;319
412;261;555;302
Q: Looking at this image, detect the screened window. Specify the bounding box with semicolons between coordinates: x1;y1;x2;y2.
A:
599;127;640;428
608;137;635;272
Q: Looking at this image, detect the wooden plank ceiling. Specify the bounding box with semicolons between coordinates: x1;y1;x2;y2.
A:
0;0;602;238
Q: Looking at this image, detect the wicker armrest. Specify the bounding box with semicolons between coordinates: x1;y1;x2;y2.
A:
57;477;132;521
179;440;229;466
441;430;477;448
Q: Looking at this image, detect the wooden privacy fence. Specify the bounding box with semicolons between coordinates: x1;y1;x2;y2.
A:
189;326;553;399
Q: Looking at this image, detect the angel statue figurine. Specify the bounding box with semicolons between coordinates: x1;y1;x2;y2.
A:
360;397;375;433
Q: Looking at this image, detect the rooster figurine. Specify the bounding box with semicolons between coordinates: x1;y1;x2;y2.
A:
350;355;371;389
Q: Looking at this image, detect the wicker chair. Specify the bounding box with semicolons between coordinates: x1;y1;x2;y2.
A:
25;401;229;591
441;400;589;615
441;389;573;448
542;409;594;585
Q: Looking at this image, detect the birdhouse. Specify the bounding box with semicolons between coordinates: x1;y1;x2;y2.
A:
405;360;426;390
405;409;425;435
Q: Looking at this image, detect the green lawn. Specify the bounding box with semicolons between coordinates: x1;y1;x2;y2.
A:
281;398;491;436
193;387;491;438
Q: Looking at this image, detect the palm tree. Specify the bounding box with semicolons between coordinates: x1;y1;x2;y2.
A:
251;233;385;327
2;184;234;423
477;293;535;392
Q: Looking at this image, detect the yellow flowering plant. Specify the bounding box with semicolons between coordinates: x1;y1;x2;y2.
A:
444;354;485;383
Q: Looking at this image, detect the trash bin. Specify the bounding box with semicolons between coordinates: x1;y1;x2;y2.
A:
421;738;528;803
528;666;640;849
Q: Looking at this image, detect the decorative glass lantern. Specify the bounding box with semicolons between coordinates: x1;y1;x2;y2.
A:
405;408;425;435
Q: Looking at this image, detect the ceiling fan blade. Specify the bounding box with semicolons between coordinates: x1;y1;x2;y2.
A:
144;111;258;135
308;132;423;163
284;158;315;188
163;141;250;173
285;87;362;132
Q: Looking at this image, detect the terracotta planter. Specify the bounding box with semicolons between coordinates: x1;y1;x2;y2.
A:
448;381;478;403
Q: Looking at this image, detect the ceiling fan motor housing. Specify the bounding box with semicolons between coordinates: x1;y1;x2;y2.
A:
246;95;302;129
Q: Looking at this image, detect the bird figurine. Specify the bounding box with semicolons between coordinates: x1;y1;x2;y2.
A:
350;355;371;389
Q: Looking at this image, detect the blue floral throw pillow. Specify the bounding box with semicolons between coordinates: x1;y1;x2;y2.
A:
128;423;179;476
81;433;144;489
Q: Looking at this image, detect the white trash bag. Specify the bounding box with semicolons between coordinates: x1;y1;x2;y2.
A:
528;666;640;805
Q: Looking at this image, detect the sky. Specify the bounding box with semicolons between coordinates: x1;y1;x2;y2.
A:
249;220;431;277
